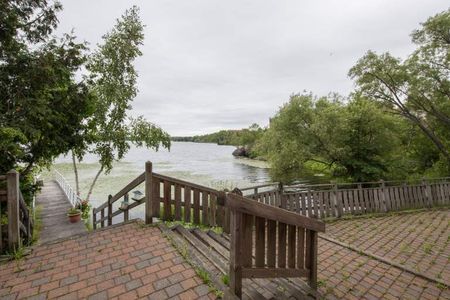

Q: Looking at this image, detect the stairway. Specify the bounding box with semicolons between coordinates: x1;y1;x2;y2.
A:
160;224;317;299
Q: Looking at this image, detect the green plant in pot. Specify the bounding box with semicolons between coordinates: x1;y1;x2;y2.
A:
77;200;91;220
67;207;81;223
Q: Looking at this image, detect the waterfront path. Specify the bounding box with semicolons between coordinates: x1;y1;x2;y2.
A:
35;180;86;244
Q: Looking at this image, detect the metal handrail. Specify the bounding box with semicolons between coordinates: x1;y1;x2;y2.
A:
53;169;82;208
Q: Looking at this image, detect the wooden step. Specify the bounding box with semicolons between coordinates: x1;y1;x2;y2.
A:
159;224;228;294
161;224;316;299
207;230;317;299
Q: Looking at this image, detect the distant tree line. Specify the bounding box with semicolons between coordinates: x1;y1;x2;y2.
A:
172;124;264;158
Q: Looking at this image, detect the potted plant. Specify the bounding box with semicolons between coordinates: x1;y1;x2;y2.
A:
77;200;91;220
67;207;82;223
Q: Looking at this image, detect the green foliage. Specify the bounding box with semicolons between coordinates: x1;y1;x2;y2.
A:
221;274;229;286
423;243;433;254
349;8;450;174
261;9;450;183
261;93;413;183
173;130;244;145
173;123;265;158
339;96;407;181
32;205;43;244
0;0;94;204
81;6;170;173
11;247;25;260
0;214;7;225
77;200;91;220
73;6;171;200
261;93;338;182
239;123;265;158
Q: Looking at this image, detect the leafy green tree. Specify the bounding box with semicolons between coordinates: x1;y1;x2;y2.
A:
72;7;170;201
260;93;347;183
349;9;450;173
338;96;405;181
0;0;94;179
261;93;407;183
236;124;264;158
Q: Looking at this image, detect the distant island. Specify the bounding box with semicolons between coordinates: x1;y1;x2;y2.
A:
171;124;264;159
172;129;243;145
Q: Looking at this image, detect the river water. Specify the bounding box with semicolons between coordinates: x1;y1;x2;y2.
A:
48;142;270;211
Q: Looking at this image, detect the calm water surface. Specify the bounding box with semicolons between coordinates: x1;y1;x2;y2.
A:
48;142;270;213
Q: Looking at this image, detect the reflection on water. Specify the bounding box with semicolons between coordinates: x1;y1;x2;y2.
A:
49;142;271;210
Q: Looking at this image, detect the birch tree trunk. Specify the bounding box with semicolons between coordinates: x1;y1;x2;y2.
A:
71;151;80;196
86;166;104;202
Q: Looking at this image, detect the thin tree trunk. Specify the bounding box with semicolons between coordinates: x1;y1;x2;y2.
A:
71;151;80;196
86;166;104;202
405;113;450;162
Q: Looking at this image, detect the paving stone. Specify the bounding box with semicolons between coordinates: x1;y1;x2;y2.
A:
0;222;213;300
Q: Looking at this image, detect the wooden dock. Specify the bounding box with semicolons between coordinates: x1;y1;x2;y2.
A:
35;180;86;244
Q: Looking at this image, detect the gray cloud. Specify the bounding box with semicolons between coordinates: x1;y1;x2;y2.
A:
56;0;449;135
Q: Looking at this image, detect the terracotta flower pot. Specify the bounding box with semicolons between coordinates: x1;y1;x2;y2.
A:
68;213;81;223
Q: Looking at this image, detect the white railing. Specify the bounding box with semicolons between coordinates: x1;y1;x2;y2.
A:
53;169;81;208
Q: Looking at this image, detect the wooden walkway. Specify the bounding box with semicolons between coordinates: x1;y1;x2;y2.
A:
36;180;86;244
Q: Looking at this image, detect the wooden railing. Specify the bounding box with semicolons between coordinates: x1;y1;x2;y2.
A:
245;178;450;218
93;171;145;228
151;172;230;231
53;170;81;208
0;170;33;253
92;162;325;299
92;162;231;232
221;192;325;298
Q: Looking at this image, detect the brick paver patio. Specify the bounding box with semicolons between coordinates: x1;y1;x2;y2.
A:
1;210;449;299
325;209;449;283
0;222;215;300
318;209;450;299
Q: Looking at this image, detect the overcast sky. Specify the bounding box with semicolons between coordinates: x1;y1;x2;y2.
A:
56;0;449;136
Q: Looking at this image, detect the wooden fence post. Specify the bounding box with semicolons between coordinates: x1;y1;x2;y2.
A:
403;182;409;208
380;180;388;212
92;209;97;230
439;179;446;206
229;209;243;298
308;231;318;289
101;208;105;228
145;161;153;224
357;183;364;213
422;178;432;208
278;182;284;208
107;195;112;226
333;182;342;217
445;180;450;205
7;170;20;251
124;193;129;222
